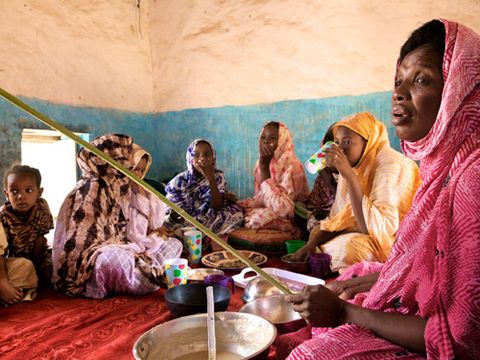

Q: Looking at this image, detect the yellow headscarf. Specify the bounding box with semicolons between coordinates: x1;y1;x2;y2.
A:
321;112;389;232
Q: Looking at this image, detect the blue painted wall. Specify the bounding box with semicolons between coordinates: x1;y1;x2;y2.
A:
1;91;395;198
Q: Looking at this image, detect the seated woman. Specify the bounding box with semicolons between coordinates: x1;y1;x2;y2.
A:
239;121;309;236
303;123;338;232
279;19;480;359
293;112;421;272
165;139;243;235
52;134;182;298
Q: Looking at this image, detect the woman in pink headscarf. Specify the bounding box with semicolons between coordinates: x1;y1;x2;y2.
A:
239;121;309;235
276;19;480;359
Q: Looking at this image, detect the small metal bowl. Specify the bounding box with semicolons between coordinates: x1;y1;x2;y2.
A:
281;253;311;274
240;295;306;334
242;275;288;303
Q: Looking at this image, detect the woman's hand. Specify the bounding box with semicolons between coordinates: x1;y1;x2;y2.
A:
291;225;324;261
259;140;275;167
285;285;346;327
325;273;380;300
194;158;216;181
291;241;316;261
325;144;352;176
325;280;363;301
194;158;223;210
0;280;23;306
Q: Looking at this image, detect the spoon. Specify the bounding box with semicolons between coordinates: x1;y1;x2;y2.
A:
206;286;216;360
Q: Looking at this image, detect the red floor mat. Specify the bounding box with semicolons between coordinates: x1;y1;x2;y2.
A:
0;285;262;359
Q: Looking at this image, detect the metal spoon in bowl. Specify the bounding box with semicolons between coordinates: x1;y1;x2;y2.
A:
206;286;216;360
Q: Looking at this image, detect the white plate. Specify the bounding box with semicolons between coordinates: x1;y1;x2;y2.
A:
232;267;324;291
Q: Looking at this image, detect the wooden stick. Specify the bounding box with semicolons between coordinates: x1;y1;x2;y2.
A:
0;87;292;295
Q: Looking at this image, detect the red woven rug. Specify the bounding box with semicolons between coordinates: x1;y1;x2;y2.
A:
0;258;291;359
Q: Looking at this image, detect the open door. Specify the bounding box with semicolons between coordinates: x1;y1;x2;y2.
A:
21;128;89;243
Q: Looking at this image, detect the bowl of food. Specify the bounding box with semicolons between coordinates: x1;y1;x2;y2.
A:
281;253;311;274
240;294;306;334
201;250;267;271
133;311;277;360
187;268;224;283
165;283;231;318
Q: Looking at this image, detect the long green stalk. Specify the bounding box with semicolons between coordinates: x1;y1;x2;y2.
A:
0;87;292;295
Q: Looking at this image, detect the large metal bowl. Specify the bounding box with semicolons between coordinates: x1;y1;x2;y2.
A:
239;295;306;334
133;311;277;360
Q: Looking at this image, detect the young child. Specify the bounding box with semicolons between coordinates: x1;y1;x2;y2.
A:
0;165;53;306
165;139;243;235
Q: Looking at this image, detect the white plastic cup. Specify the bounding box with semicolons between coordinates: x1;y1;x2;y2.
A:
304;141;335;174
164;258;188;288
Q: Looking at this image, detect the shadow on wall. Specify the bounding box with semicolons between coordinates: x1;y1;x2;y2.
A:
0;92;395;199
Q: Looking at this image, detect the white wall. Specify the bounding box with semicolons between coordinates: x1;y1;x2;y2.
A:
149;0;480;111
1;0;479;113
0;0;153;112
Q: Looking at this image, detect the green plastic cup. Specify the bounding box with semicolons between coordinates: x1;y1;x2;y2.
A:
285;240;306;254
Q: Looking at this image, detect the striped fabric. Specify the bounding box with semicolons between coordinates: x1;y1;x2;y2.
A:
284;20;480;359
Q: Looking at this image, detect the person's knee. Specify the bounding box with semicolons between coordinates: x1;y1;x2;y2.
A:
7;257;39;289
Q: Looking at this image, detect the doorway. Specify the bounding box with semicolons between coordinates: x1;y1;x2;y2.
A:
21;128;88;243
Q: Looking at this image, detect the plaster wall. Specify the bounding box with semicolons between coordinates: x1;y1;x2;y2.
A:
149;0;480;111
0;0;153;112
1;1;479;113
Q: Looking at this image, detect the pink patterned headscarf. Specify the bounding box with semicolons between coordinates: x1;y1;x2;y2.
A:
393;19;480;264
363;20;480;358
253;122;309;200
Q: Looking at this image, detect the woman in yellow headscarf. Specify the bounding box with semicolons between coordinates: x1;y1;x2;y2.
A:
293;112;420;272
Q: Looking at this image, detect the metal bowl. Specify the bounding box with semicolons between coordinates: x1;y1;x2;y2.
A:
281;253;311;274
239;295;306;334
242;275;288;302
133;311;277;360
